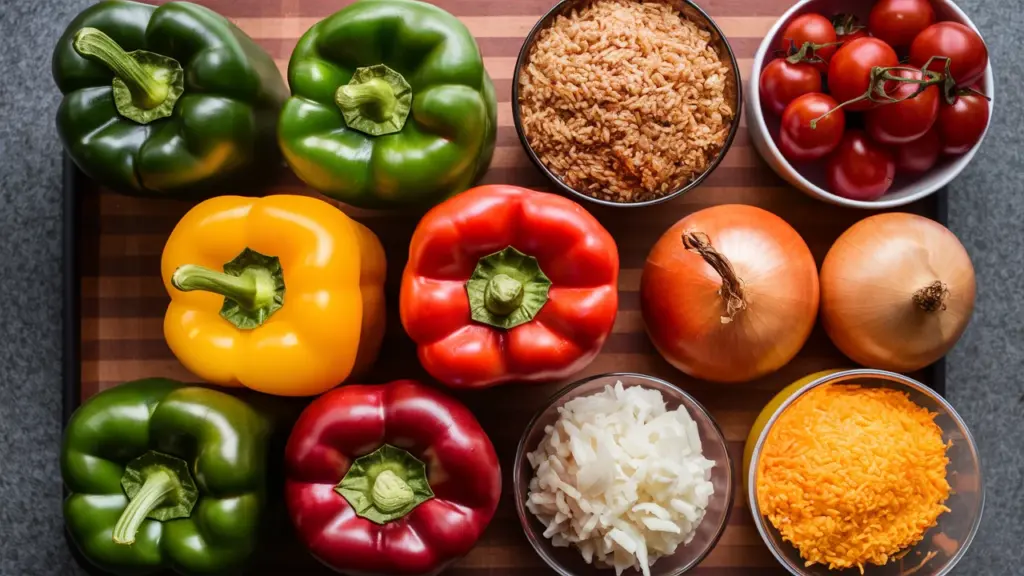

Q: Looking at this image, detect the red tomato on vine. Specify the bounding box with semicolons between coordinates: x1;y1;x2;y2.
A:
910;22;988;87
936;88;990;154
827;131;896;201
832;14;869;44
827;38;899;111
865;68;940;145
779;13;837;72
869;0;936;47
779;93;846;162
759;58;823;116
895;126;942;173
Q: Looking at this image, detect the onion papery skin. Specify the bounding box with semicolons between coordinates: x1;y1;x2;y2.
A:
641;205;820;383
820;213;976;373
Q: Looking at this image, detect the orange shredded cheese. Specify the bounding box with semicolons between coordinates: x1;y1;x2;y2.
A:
755;384;951;573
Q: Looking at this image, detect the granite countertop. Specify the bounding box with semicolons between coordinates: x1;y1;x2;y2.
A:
1;0;1021;574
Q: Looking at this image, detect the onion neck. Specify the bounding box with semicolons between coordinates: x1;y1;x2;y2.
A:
913;281;950;312
683;232;747;324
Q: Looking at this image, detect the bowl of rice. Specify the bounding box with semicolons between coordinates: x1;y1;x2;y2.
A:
513;373;733;576
746;369;984;576
513;0;742;207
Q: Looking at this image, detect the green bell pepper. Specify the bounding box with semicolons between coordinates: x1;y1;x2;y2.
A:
279;0;497;209
61;379;270;575
52;1;288;196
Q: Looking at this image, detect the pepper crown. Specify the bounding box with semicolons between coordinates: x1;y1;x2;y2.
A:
466;246;551;329
72;27;184;124
113;451;198;545
336;64;413;136
171;247;286;330
335;444;434;524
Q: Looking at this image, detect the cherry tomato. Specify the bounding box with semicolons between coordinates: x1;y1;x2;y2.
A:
827;38;899;111
779;13;837;72
779;93;846;162
936;88;990;154
832;14;869;45
827;130;896;201
841;29;870;43
759;58;823;116
869;0;936;47
895;126;942;173
865;68;939;145
910;22;989;87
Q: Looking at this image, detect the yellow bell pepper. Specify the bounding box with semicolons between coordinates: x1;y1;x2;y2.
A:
161;195;386;397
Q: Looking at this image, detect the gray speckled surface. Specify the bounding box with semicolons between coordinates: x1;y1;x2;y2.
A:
943;0;1024;572
0;0;1020;574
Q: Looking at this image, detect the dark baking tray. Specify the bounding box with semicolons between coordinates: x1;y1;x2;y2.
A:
60;154;950;575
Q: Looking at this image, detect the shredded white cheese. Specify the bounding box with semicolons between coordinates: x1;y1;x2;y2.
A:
526;381;716;576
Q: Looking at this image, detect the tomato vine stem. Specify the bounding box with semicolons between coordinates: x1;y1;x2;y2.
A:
810;57;954;130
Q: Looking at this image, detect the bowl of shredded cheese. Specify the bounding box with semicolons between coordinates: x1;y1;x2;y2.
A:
513;373;733;576
747;369;984;576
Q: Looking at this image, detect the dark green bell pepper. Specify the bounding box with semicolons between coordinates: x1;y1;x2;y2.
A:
279;0;497;209
52;1;288;196
62;379;270;575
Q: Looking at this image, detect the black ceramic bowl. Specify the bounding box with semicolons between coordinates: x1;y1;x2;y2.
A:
512;0;744;208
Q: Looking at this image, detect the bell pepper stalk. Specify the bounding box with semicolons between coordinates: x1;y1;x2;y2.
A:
71;27;184;124
161;195;387;397
278;0;497;209
52;0;288;196
336;64;413;137
284;380;501;576
400;185;620;388
61;379;270;575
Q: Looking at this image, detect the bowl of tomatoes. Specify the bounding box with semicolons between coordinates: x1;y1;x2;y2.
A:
748;0;994;209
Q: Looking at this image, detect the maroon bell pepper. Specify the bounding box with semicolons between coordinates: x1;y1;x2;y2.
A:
284;380;501;575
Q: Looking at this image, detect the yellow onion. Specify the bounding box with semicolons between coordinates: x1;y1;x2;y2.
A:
821;213;976;372
641;205;820;383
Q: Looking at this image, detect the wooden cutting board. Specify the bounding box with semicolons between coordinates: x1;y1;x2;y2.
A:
68;0;945;574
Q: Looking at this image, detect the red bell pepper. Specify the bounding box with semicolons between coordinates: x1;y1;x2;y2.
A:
400;185;619;388
284;380;501;576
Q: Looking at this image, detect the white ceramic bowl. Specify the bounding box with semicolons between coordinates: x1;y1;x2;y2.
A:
747;0;995;209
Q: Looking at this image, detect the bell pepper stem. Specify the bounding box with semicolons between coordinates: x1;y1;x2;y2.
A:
335;64;412;136
335;444;434;524
466;247;551;330
114;451;198;544
172;264;276;311
172;248;285;330
484;274;525;316
371;470;417;513
337;79;398;124
112;470;176;545
73;27;167;110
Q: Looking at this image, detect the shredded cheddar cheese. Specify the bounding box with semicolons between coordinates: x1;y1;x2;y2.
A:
756;384;951;573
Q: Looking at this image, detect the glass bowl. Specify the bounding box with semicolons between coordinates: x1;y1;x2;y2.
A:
747;369;984;576
513;373;734;575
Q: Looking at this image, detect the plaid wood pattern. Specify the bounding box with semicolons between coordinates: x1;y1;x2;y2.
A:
71;1;943;573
